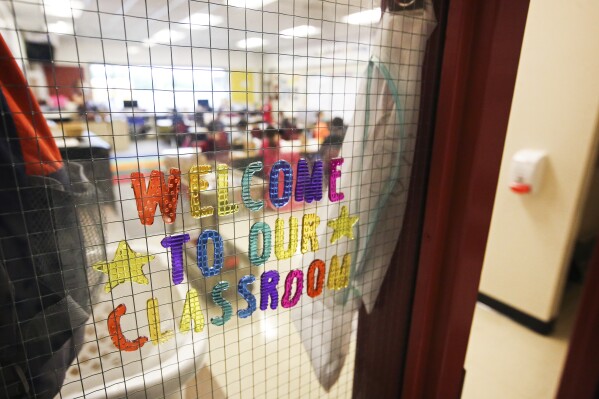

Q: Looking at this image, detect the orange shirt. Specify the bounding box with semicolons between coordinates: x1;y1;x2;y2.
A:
0;34;62;176
313;121;330;143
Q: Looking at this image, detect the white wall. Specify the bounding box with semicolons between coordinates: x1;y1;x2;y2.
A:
479;0;599;322
53;36;264;71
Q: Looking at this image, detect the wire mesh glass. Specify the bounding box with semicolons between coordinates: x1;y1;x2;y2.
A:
0;0;435;398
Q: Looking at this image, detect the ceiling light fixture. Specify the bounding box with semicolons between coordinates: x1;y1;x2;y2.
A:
127;46;141;55
225;0;277;10
43;0;83;19
342;8;382;25
279;25;319;39
181;13;223;30
47;20;73;35
144;29;185;47
236;37;265;49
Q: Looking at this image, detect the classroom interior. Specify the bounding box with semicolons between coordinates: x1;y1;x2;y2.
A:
1;0;597;398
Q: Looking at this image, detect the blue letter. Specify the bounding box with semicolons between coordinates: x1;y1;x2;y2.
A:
237;275;257;318
197;230;224;277
269;160;293;208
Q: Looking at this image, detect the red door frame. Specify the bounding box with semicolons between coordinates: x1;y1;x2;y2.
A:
400;1;531;398
556;239;599;398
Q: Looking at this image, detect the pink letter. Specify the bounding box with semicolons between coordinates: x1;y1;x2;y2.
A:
329;157;344;202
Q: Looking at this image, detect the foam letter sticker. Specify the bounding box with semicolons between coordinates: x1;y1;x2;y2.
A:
301;213;320;254
281;269;304;309
180;288;205;333
249;221;272;266
242;161;264;211
328;158;344;202
131;168;181;225
260;270;280;311
269;160;293;208
327;253;351;290
189;165;214;218
197;230;224;277
211;281;233;326
295;158;323;203
307;259;326;298
161;233;190;285
275;216;298;260
107;304;148;351
217;164;240;216
237;275;257;319
147;298;174;344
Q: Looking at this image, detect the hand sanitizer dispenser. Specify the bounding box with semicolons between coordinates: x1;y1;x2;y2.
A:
509;149;547;194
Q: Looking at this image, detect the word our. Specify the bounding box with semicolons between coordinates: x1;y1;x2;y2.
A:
130;158;344;225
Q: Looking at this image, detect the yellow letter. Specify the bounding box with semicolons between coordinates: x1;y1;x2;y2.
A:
327;253;351;290
217;164;240;216
179;289;205;333
189;165;213;218
275;216;298;260
147;298;174;344
301;213;320;254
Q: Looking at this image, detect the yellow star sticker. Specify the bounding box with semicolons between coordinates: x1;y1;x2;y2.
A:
93;240;154;293
327;205;359;244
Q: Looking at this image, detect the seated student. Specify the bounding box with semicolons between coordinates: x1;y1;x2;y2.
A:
232;119;248;148
320;134;344;189
312;111;330;143
330;116;347;139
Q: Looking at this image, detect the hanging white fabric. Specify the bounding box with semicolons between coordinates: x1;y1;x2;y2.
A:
291;1;437;390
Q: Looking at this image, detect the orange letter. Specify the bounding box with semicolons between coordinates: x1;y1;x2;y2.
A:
107;304;148;351
131;168;181;225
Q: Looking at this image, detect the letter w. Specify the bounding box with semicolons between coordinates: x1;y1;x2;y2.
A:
131;168;181;225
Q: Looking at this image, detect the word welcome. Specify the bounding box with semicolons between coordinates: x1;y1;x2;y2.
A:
130;158;345;225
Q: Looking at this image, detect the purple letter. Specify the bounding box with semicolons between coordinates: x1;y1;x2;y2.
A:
295;158;323;203
281;269;304;308
260;270;280;310
161;233;190;285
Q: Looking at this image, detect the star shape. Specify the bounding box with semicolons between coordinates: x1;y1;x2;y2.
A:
327;205;359;244
93;240;154;293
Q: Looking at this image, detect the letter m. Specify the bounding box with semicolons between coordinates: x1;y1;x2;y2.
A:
295;158;323;203
131;168;181;225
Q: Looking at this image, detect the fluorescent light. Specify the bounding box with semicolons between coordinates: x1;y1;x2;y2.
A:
225;0;277;9
181;13;223;30
144;29;185;46
280;25;319;39
43;0;83;19
236;37;265;49
48;20;73;35
342;8;381;25
127;46;141;55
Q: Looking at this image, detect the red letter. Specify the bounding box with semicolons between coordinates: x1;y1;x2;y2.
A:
131;168;181;225
107;304;148;351
307;259;326;298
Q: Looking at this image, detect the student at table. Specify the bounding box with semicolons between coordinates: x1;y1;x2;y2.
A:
312;111;330;143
